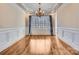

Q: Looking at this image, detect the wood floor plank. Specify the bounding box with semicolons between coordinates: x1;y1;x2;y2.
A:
0;35;79;55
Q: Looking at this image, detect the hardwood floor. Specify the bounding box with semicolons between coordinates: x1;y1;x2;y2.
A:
0;35;79;55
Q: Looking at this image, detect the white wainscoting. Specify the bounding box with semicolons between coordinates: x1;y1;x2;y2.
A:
0;27;25;52
57;27;79;51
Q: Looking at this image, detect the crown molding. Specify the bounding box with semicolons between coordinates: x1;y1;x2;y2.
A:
49;3;63;14
16;3;26;13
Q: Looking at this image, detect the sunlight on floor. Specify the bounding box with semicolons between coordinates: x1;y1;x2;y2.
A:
29;39;51;54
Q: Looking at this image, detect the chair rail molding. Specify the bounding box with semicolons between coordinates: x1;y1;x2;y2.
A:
57;27;79;51
0;27;25;52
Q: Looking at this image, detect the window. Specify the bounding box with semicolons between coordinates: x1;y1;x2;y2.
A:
29;16;52;35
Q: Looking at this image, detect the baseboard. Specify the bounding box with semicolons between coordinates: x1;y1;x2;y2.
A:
0;27;25;52
57;27;79;51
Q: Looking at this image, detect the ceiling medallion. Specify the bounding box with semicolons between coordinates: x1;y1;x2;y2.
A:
35;3;44;16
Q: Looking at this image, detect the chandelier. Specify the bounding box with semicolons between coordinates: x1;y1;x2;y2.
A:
35;3;44;16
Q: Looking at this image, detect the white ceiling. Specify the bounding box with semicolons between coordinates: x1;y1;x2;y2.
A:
17;3;62;14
